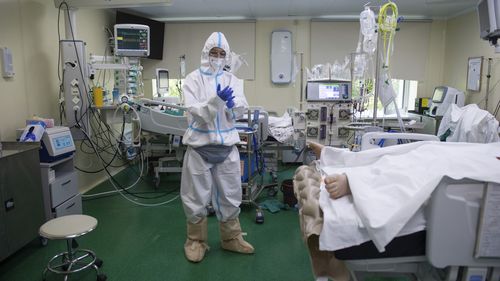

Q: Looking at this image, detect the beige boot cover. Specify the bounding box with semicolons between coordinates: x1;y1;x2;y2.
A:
294;163;350;281
184;217;209;262
219;218;255;254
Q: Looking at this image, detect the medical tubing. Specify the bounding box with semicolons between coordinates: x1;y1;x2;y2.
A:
112;102;142;149
81;153;142;199
57;6;62;82
75;110;143;197
77;116;144;186
84;149;175;201
75;113;125;173
79;102;125;159
378;1;398;68
78;127;175;205
77;122;144;192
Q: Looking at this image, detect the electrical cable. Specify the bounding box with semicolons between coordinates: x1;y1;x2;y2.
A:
78;127;178;205
58;1;175;206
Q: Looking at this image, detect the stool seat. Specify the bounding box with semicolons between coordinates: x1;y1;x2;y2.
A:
40;214;97;240
39;215;106;281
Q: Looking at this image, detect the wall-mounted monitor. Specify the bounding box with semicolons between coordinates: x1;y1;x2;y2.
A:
114;24;150;57
306;80;351;102
116;11;165;60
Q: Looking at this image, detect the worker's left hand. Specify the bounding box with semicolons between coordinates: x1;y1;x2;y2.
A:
226;95;235;109
324;173;351;199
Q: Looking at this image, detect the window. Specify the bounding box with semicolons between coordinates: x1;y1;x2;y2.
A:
151;79;184;98
392;79;418;112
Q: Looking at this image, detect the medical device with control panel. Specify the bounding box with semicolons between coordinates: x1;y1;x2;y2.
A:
40;127;76;162
304;80;353;147
428;86;464;117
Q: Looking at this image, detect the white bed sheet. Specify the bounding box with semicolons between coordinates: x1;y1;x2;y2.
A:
318;141;500;252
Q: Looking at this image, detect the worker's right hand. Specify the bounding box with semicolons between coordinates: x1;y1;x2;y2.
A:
324;173;351;199
217;84;234;101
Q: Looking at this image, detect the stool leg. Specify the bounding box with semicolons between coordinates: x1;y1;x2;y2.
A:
42;267;48;281
66;239;74;261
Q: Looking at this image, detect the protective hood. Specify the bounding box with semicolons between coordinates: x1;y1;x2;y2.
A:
199;32;231;75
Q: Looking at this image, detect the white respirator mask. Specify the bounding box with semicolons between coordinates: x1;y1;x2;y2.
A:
209;57;225;72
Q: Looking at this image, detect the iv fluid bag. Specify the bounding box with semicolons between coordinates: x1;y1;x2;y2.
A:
360;8;376;37
360;7;377;54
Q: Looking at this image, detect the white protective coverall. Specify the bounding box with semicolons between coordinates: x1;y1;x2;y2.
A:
437;103;499;143
180;32;249;224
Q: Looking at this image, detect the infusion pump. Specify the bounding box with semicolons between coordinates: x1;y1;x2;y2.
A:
40;126;76;162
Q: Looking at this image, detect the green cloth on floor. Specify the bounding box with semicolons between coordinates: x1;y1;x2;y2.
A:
259;199;287;213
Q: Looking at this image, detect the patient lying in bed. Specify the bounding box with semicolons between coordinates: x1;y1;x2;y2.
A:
294;141;500;280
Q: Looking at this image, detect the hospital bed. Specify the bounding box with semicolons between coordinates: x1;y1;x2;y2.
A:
133;98;188;186
336;177;500;281
294;132;500;281
135;98;188;136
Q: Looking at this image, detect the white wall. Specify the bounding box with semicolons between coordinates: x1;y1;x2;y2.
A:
244;20;310;115
0;0;30;141
443;11;500;117
0;0;116;192
142;18;445;116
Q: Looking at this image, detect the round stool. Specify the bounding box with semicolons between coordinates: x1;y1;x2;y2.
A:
39;215;107;281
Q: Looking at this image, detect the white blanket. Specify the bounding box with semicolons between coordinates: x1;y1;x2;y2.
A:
268;112;294;143
318;141;500;252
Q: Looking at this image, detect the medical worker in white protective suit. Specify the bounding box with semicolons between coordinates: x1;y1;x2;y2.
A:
180;32;254;263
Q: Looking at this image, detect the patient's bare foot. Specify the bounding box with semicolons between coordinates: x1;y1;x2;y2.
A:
324;174;351;199
307;142;324;159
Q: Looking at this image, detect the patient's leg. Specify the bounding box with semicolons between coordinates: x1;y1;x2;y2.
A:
294;163;350;281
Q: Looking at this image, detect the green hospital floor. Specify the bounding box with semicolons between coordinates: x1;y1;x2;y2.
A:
0;164;317;281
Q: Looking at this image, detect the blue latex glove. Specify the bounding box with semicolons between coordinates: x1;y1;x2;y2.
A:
217;84;234;101
226;95;235;109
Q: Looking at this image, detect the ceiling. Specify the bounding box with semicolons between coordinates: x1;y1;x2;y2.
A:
120;0;479;22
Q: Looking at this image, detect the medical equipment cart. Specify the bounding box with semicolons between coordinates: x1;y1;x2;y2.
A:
238;129;266;223
40;155;82;220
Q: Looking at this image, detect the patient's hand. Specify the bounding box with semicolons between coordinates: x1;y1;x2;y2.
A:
324;174;351;199
307;142;324;159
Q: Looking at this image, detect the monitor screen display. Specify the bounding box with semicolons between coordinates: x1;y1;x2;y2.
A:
116;27;149;55
116;11;165;60
157;70;169;89
432;87;446;103
306;81;351;101
318;83;340;99
54;135;73;150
